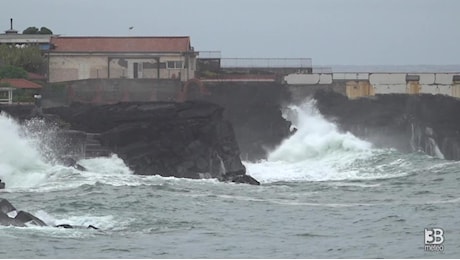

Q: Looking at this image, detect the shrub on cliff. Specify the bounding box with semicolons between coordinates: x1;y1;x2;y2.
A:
0;45;45;73
0;65;28;79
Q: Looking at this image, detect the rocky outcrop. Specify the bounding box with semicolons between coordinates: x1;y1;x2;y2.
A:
0;198;47;227
0;104;35;120
198;82;293;161
45;101;259;184
0;198;98;229
313;90;460;160
41;79;295;162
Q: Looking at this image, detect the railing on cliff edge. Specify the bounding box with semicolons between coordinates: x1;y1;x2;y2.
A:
219;58;312;69
197;56;313;82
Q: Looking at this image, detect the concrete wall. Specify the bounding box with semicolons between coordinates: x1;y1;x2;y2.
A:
42;79;182;108
284;73;332;84
108;55;195;81
435;74;454;84
333;73;369;81
285;72;460;99
346;81;374;99
49;55;108;82
420;84;452;96
369;73;406;84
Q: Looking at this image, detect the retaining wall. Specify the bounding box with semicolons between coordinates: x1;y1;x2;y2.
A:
285;72;460;99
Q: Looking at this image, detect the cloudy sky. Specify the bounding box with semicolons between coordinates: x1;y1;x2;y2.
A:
1;0;459;66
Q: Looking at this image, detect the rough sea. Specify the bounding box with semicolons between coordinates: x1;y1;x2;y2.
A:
0;100;459;258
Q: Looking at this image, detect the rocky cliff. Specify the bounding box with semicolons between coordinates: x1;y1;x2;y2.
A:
198;82;293;161
42;80;296;162
313;90;460;160
44;101;259;184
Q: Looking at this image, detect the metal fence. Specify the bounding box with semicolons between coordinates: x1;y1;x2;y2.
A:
312;66;333;73
198;51;222;59
220;58;312;68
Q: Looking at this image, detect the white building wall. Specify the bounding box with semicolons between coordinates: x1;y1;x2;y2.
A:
417;74;435;84
374;84;407;94
318;74;333;84
333;73;369;80
284;74;320;84
369;73;406;84
283;72;460;98
420;84;452;95
434;74;454;85
50;53;196;82
49;55;108;82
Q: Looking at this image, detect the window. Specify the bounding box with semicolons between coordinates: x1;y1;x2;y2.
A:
167;61;184;69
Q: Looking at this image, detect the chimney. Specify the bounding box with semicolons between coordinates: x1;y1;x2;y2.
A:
5;18;18;34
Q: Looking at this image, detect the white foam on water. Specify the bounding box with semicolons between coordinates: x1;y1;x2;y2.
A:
245;100;405;183
0;112;142;192
0;210;124;238
33;209;121;230
77;154;139;186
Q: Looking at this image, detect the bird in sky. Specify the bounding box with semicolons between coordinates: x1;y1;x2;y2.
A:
129;26;134;30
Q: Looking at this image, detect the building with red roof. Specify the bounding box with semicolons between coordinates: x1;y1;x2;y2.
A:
0;78;42;104
0;78;42;89
47;36;197;83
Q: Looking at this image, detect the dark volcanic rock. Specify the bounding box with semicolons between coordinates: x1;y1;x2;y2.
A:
0;104;35;120
199;82;293;161
313;90;460;160
45;101;259;184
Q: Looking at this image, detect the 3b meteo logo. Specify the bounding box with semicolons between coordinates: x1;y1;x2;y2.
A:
424;228;444;252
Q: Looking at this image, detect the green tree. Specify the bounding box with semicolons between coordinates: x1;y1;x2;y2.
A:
0;45;45;73
39;27;53;34
22;26;53;35
0;65;28;78
22;26;39;34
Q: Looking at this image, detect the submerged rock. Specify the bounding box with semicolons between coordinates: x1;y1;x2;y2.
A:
45;101;259;185
59;156;87;171
225;173;261;185
0;198;47;227
0;198;99;229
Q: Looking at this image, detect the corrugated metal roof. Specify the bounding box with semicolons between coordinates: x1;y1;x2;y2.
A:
50;36;191;53
0;78;42;89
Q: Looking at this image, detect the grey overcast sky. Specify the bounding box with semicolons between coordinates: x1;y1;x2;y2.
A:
1;0;459;66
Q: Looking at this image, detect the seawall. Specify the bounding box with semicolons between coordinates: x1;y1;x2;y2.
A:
285;72;460;99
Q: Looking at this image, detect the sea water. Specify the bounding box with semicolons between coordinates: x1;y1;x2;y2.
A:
0;101;459;258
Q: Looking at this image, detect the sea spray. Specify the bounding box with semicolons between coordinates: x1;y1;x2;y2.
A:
21;117;63;163
0;112;49;188
245;100;380;183
269;100;371;162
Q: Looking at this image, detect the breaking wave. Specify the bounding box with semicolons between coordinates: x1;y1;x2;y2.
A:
0;112;135;192
245;100;410;183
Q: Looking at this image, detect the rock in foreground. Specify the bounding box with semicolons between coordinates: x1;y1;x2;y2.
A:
46;101;259;185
